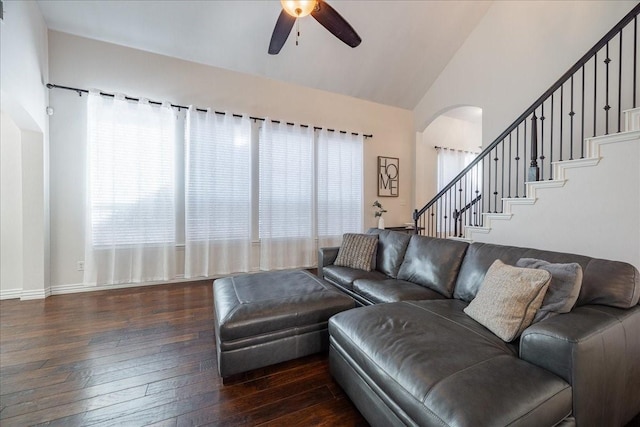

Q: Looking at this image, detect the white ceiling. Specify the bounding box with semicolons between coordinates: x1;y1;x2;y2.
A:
37;0;491;110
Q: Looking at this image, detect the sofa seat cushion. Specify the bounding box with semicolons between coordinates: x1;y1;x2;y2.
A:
353;278;446;304
329;300;572;426
323;265;387;290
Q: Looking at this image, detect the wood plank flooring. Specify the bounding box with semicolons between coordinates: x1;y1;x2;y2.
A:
0;281;368;426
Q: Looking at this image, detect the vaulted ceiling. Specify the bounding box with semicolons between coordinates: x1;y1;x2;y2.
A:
37;0;491;110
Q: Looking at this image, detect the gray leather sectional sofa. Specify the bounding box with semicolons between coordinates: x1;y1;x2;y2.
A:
318;229;640;426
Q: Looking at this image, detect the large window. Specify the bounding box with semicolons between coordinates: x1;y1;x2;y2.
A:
183;110;252;276
86;97;364;282
87;94;176;247
85;93;177;285
259;121;315;269
317;129;363;247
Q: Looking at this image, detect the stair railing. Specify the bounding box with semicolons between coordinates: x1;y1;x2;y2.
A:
414;3;640;238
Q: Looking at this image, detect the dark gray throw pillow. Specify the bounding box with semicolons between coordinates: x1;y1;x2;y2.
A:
334;233;378;272
516;258;583;322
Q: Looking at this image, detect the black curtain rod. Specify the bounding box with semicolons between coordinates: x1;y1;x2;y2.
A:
434;146;479;154
46;83;373;138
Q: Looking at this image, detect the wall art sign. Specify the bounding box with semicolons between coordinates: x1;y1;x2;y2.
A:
378;156;399;197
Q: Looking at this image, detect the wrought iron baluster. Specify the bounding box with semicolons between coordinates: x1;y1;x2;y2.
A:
560;84;564;161
550;92;554;179
569;75;575;160
618;29;623;133
458;180;463;236
581;65;585;158
523;120;527;196
594;52;598;136
540;103;546;178
494;147;499;213
605;42;611;134
508;134;512;197
515;126;520;197
447;189;452;237
501;139;505;209
488;147;492;211
529;113;539;182
475;162;480;225
635;17;637;108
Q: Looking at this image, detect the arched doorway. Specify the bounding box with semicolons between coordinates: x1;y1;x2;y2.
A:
415;106;482;208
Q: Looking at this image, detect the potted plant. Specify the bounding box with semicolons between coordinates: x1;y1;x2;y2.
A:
373;200;387;229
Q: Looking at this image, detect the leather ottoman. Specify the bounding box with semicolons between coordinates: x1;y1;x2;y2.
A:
213;269;355;380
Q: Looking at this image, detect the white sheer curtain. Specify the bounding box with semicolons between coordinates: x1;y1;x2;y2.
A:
436;147;479;235
84;91;177;285
184;108;252;277
317;130;364;248
259;120;315;270
437;147;477;191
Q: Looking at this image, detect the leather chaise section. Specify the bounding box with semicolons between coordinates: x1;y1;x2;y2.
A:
329;300;572;426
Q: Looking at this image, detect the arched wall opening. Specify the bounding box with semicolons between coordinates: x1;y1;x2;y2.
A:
415;106;482;210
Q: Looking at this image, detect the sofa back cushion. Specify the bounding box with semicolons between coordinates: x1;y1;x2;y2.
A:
454;242;640;308
367;229;411;278
397;235;469;297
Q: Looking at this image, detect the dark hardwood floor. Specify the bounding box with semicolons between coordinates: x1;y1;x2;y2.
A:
0;281;368;426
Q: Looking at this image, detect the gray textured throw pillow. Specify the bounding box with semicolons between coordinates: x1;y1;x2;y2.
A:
464;259;552;342
334;233;378;272
516;258;583;322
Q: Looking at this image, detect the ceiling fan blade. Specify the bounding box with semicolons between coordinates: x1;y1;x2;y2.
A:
269;10;296;55
311;0;361;48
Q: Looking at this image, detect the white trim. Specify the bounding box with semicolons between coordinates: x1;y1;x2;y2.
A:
482;213;512;221
50;276;218;296
465;226;491;235
0;288;23;300
448;236;473;243
20;287;51;300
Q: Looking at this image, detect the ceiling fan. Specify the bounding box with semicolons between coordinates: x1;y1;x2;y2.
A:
269;0;362;55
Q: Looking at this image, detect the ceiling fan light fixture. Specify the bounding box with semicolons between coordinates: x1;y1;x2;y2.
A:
280;0;317;18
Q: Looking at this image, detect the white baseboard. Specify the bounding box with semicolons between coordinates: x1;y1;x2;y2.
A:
50;276;218;296
20;288;52;300
2;271;308;300
0;288;23;300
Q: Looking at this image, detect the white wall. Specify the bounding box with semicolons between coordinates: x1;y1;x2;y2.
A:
0;0;50;299
471;137;640;270
413;1;637;139
48;31;415;288
0;113;23;297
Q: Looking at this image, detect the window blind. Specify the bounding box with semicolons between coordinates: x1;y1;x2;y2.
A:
87;94;176;247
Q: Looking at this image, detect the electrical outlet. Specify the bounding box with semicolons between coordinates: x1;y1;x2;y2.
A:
77;261;84;271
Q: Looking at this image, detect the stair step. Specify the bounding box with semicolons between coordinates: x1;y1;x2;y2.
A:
624;107;640;132
465;226;490;234
482;212;512;220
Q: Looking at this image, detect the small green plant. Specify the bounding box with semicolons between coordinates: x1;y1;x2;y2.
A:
372;200;387;218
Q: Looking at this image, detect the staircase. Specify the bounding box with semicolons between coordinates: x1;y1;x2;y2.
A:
414;4;640;266
466;108;640;239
